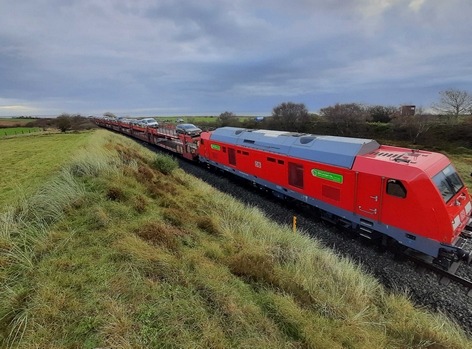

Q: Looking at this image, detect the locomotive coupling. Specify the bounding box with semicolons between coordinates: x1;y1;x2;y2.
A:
457;249;472;264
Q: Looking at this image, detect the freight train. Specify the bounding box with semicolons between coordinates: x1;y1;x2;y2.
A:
94;117;472;270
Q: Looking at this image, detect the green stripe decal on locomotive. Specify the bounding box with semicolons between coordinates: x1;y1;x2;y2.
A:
211;144;221;151
312;169;343;184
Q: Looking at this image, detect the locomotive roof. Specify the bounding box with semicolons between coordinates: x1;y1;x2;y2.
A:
209;127;380;169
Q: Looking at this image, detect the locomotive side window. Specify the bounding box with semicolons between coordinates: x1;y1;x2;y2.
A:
228;148;237;166
433;164;464;202
288;162;304;188
386;179;407;198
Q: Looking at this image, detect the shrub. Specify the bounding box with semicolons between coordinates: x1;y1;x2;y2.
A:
152;154;178;175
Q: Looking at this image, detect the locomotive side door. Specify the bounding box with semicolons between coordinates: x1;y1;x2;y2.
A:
355;172;382;221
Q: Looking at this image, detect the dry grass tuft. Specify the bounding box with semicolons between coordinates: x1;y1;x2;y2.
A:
148;176;181;199
113;143;147;165
133;195;148;214
100;298;134;349
106;186;126;202
134;221;183;252
227;251;276;285
90;207;110;230
197;216;221;236
136;164;155;182
162;207;187;227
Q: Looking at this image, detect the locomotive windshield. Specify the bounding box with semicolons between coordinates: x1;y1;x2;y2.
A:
432;164;464;203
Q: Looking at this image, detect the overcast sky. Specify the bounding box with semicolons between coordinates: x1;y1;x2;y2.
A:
1;0;471;117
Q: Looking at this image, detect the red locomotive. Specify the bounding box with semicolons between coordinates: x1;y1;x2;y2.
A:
95;118;472;270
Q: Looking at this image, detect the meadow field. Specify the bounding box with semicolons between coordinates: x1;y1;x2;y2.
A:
0;127;41;136
155;115;254;124
0;130;470;348
0;118;35;127
0;132;92;207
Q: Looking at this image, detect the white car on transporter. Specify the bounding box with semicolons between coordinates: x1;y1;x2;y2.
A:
138;118;159;128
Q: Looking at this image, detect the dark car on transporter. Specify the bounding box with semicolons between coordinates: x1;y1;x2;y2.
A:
175;123;202;137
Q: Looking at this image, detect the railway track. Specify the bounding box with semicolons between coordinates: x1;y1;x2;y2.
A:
403;250;472;296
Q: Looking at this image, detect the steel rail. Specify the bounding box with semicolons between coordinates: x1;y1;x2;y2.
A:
403;251;472;296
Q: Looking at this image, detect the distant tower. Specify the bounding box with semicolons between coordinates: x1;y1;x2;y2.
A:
401;105;416;116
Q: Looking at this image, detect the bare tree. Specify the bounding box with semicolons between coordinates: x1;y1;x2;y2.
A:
368;105;397;123
271;102;310;131
433;89;472;120
319;103;368;136
218;111;237;126
103;112;117;119
55;113;72;132
392;107;435;144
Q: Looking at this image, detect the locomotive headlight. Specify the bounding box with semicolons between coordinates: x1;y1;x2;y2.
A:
452;215;460;230
466;202;472;215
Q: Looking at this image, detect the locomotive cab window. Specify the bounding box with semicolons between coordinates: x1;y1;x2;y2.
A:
386;179;407;198
433;164;464;202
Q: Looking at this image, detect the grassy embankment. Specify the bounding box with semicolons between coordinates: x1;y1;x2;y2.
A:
0;129;471;348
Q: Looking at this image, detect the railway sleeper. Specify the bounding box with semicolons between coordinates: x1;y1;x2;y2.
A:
439;261;461;286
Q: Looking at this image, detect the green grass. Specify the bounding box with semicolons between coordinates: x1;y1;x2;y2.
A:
0;127;41;136
156;116;254;124
449;153;472;190
0;132;94;207
0;130;470;348
156;116;217;123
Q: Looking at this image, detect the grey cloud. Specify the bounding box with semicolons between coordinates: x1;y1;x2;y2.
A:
0;0;471;116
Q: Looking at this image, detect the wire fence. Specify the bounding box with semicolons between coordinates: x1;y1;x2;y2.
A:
1;128;43;137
